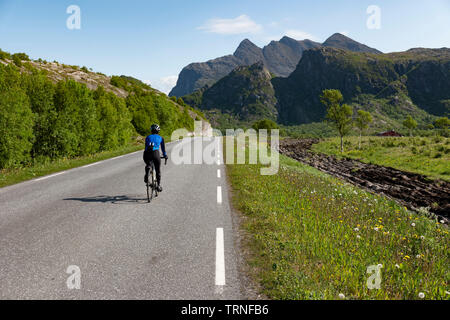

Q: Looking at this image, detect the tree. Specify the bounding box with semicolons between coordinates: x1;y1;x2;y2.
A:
252;119;279;135
403;115;417;137
355;110;373;149
0;87;34;169
434;117;450;136
434;117;450;129
24;71;58;159
321;89;353;153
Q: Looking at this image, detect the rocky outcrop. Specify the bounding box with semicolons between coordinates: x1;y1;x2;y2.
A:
275;47;450;124
183;62;278;123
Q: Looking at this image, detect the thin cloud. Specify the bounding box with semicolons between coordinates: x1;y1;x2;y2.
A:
144;76;178;94
198;15;263;35
285;29;320;41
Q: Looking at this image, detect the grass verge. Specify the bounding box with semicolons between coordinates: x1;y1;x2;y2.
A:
312;136;450;181
227;145;449;300
0;142;144;188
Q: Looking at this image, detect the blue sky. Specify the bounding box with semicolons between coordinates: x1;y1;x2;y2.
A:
1;0;449;93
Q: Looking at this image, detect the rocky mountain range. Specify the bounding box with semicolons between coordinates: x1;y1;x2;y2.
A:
183;46;450;130
170;33;381;97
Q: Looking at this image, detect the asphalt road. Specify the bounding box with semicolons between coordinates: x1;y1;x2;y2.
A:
0;137;245;300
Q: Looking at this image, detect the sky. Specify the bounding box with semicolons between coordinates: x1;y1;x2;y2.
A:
0;0;449;94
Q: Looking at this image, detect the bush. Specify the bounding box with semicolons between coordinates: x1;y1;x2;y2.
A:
13;53;30;61
12;55;22;67
252;119;279;134
0;49;11;60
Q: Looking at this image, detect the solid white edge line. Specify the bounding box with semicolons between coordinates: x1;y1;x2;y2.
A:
0;139;185;191
216;228;226;287
34;171;66;182
31;140;184;182
217;186;222;204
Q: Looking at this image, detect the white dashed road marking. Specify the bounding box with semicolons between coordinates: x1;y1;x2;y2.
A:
217;186;222;204
216;228;226;287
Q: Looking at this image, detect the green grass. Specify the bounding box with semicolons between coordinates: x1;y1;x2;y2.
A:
227;144;449;300
0;142;144;188
312;136;450;181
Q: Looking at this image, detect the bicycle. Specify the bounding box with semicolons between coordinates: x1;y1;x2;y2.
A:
146;156;168;203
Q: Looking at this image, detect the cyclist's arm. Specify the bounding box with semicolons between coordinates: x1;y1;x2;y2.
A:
161;137;167;157
145;136;150;151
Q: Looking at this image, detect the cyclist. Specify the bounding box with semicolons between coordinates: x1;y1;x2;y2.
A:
144;124;168;192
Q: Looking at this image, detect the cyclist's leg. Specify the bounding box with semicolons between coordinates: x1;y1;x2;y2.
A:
153;151;162;185
143;151;151;182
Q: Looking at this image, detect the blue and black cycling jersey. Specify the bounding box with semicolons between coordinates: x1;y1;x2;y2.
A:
145;134;167;157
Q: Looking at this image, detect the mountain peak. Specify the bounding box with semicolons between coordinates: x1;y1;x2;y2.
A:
280;36;297;43
235;39;259;51
233;39;263;65
323;33;382;54
325;33;350;41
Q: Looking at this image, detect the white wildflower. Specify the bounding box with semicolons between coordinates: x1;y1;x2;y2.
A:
418;292;425;299
338;293;345;299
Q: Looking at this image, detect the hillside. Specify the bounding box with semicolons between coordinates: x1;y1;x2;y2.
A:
170;33;381;97
275;47;450;124
0;49;199;170
184;46;449;131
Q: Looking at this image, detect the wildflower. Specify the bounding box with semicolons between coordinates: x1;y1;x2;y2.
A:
440;220;445;224
418;292;425;299
354;227;359;232
403;255;411;260
395;264;401;269
374;227;379;231
420;236;425;240
377;264;383;268
411;223;416;227
416;254;421;259
356;235;361;239
338;293;345;299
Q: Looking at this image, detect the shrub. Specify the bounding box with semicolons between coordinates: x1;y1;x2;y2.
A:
12;55;22;67
13;53;30;61
0;49;11;60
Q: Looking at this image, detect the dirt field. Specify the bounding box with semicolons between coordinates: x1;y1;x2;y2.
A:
279;139;450;219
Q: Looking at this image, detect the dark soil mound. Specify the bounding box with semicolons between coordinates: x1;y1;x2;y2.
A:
279;139;450;219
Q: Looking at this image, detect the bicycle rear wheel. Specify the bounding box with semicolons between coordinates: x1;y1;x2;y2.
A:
151;163;158;198
146;171;151;203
